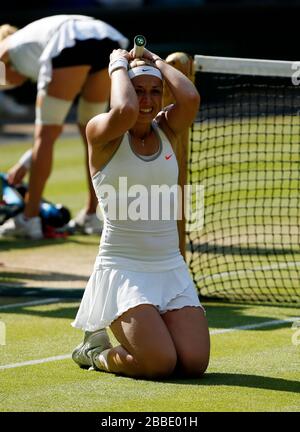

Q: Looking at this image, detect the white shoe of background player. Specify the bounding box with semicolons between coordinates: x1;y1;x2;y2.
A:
67;209;103;235
0;213;43;239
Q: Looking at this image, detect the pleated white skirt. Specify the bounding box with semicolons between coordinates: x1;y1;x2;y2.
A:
71;265;203;331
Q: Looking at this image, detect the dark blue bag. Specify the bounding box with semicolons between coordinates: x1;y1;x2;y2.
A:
0;173;70;228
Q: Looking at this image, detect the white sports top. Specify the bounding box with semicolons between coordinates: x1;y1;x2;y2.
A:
92;121;185;272
8;15;128;90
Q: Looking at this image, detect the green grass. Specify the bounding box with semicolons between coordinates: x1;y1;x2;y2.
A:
0;299;299;412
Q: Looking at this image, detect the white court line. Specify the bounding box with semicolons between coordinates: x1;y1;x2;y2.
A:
0;354;71;370
1;316;298;371
0;298;62;311
0;297;72;370
210;317;298;335
196;261;300;283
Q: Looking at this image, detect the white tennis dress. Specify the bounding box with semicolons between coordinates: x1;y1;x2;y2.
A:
72;122;202;331
7;15;128;90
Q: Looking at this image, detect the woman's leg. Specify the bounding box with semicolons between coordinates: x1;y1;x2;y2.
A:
80;68;110;103
161;306;210;377
24;124;62;217
76;69;110;214
97;304;178;379
25;66;91;218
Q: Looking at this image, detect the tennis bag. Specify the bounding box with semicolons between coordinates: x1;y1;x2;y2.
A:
0;173;71;229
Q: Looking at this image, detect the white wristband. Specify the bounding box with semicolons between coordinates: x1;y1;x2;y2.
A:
108;58;128;77
19;149;32;170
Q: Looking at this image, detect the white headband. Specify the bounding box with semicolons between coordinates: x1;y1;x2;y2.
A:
128;65;163;80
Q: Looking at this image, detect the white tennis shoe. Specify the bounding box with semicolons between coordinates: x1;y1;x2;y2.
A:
0;213;43;239
72;329;112;369
68;209;103;235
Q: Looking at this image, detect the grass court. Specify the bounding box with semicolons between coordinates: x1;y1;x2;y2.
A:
0;134;299;412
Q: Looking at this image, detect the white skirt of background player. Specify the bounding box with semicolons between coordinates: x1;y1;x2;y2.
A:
37;17;128;91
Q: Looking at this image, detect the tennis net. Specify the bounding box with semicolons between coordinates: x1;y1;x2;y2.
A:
187;55;300;304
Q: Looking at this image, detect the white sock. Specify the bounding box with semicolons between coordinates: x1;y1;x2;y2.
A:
95;348;111;371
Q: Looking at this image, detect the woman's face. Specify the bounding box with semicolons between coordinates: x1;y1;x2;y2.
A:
132;75;163;122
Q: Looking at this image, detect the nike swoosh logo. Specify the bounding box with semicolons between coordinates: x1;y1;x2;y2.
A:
142;68;151;72
165;154;173;160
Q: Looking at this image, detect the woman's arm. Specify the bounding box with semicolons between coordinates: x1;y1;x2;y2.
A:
142;48;200;134
3;64;27;88
0;40;27;89
7;149;32;185
86;49;139;147
86;49;139;175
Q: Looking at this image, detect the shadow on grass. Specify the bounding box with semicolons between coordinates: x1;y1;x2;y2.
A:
166;372;300;394
0;268;87;296
204;303;298;331
0;235;99;252
188;241;300;257
0;270;87;283
0;301;79;320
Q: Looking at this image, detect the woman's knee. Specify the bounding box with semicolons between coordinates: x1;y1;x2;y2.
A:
34;124;62;144
141;348;177;379
179;350;210;377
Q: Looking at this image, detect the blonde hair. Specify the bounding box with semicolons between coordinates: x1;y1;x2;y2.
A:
0;24;18;42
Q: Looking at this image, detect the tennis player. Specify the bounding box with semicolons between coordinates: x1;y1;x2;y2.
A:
0;15;128;238
71;47;210;378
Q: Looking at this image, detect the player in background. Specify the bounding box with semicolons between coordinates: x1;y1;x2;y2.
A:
0;16;128;239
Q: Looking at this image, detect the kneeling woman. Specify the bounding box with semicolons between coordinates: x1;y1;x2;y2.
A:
71;46;210;379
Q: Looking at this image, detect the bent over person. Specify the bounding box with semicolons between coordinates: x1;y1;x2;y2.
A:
0;15;128;239
71;45;210;379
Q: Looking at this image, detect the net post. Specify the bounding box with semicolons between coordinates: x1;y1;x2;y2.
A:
163;52;195;261
176;129;188;261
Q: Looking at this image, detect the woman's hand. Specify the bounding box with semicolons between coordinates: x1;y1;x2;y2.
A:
109;49;131;64
129;47;161;64
108;49;131;78
7;163;28;185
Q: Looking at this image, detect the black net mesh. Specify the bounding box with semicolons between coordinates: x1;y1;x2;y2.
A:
188;71;300;304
